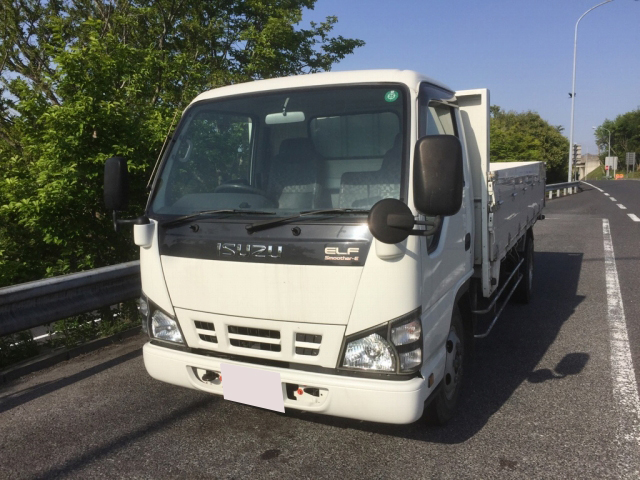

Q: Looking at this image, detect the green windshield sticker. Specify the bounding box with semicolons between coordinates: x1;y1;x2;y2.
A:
384;90;399;102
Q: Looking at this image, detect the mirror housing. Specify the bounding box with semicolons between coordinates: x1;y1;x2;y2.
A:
104;157;129;211
368;198;414;245
413;135;463;217
265;111;305;125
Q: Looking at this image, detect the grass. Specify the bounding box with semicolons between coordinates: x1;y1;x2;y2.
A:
585;165;640;181
586;165;607;180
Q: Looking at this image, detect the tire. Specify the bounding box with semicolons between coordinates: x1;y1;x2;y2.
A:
513;231;534;304
423;307;466;426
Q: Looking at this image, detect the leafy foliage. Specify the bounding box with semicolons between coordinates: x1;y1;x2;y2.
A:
594;109;640;170
0;331;39;369
490;106;569;183
0;0;363;287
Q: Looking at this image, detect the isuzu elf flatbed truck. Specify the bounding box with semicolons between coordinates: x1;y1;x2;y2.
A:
104;70;545;425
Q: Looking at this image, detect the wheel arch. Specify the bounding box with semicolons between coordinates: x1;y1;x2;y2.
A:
454;278;475;357
516;226;535;253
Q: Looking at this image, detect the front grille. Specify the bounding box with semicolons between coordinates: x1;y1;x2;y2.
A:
228;326;280;339
228;325;281;353
295;333;322;356
296;333;321;344
229;339;281;352
195;321;215;331
295;347;319;356
194;320;217;344
199;334;218;343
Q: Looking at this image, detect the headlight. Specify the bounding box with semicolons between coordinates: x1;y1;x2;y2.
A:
151;310;184;344
339;309;422;375
390;319;421;346
390;312;423;373
136;296;149;334
342;333;395;371
398;348;422;371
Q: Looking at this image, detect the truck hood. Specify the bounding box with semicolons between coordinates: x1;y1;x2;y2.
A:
160;256;363;325
157;221;372;325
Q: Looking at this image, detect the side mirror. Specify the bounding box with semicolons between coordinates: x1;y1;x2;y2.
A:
413;135;463;216
104;157;129;211
368;198;415;245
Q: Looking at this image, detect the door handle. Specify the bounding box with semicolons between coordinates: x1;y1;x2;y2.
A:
465;233;471;251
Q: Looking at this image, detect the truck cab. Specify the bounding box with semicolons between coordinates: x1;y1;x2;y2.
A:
105;70;544;424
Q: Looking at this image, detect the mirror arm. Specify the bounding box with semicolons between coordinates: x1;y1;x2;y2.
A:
414;220;434;227
112;211;149;232
407;216;442;237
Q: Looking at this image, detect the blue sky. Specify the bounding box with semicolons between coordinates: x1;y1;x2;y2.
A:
304;0;640;156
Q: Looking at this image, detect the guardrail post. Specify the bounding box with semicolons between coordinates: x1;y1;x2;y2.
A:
546;181;581;200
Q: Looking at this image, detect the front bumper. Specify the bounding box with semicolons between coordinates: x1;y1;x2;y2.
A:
143;341;429;424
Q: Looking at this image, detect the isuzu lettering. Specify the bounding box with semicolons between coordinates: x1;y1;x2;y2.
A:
104;70;545;425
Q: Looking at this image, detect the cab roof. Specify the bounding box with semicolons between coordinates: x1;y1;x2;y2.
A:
190;70;453;105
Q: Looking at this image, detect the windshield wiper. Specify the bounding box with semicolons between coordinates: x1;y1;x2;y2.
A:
246;208;370;233
161;209;275;228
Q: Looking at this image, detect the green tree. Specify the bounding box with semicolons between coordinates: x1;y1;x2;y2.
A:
0;0;364;287
594;109;640;170
490;106;569;183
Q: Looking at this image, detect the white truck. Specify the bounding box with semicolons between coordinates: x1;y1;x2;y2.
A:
104;70;545;424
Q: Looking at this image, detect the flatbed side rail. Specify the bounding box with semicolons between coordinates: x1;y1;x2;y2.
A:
0;261;141;337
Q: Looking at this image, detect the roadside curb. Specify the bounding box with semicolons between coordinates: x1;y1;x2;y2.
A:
0;326;142;384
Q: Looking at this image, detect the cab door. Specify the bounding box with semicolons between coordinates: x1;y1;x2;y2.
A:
417;83;473;366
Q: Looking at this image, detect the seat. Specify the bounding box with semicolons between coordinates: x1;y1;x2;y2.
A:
338;134;402;209
268;138;322;209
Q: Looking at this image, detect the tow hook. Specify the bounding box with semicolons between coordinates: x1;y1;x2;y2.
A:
201;370;221;383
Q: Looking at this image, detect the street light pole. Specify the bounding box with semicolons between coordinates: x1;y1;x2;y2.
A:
568;0;614;183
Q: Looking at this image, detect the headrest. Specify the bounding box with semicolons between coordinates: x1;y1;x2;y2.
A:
380;132;402;173
277;138;317;163
391;133;401;149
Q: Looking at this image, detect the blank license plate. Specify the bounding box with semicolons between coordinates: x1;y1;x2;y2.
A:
221;363;285;412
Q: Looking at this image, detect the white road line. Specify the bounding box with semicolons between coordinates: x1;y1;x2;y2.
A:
605;193;611;196
610;197;617;201
628;214;640;222
602;219;640;476
581;181;604;192
618;204;627;210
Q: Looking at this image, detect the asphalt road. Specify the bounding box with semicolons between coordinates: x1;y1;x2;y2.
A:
1;181;639;479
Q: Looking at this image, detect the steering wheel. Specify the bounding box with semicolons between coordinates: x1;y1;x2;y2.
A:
213;182;267;196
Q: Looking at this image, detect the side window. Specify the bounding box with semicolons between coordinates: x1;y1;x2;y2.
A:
421;100;457;138
418;88;459;252
426;103;457;136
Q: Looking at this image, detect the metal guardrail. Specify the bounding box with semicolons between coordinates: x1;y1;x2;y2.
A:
0;261;141;337
545;181;581;199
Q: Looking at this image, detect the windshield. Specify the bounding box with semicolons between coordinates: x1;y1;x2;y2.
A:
149;85;406;218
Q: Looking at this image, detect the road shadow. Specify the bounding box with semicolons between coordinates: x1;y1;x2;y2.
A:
31;395;217;480
0;349;142;414
528;352;589;383
286;251;586;443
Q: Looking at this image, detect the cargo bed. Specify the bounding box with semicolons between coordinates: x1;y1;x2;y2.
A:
457;89;545;298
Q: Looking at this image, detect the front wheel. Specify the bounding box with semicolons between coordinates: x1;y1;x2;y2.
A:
423;307;466;426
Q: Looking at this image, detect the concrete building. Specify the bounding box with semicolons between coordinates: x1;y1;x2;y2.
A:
575;152;601;180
